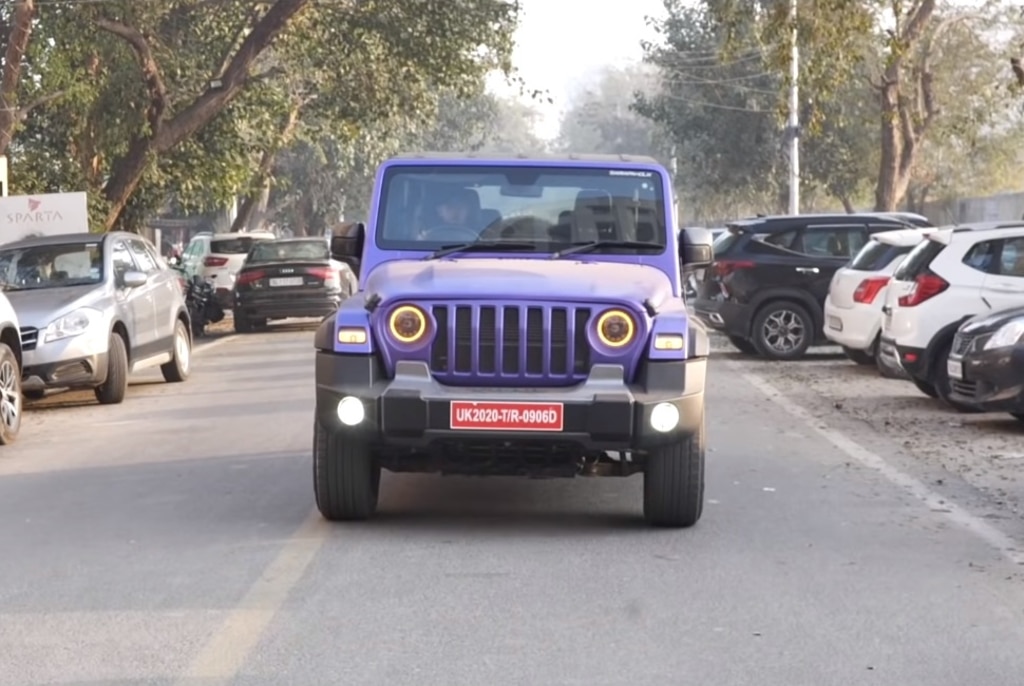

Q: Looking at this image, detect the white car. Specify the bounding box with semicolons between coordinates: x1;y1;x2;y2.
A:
877;220;1024;408
179;231;276;308
824;227;936;365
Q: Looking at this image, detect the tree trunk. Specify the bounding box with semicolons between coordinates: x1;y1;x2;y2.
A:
102;0;312;230
229;102;302;232
839;195;854;213
0;0;35;156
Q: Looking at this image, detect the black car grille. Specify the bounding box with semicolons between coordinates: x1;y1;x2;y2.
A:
428;303;592;383
20;327;38;351
950;379;979;399
951;331;990;356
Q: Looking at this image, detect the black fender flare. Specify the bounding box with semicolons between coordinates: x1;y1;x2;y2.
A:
314;313;335;351
744;288;823;338
923;315;974;376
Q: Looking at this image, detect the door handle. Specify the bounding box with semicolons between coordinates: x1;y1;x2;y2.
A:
882;305;892;315
795;267;819;274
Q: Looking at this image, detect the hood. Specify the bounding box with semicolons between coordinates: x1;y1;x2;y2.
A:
5;284;102;327
362;258;675;306
961;304;1024;334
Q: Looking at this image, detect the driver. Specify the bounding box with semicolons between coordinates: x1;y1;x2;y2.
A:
417;188;480;240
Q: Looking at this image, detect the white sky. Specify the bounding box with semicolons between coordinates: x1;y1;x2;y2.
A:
486;0;669;141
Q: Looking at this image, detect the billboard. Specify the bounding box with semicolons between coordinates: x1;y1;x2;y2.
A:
0;192;90;244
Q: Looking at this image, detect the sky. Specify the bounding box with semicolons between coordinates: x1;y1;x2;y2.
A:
486;0;669;142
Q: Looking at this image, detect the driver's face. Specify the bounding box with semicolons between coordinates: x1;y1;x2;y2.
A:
439;201;469;225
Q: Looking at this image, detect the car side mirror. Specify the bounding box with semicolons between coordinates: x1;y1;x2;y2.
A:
122;270;148;288
679;227;713;270
331;222;365;278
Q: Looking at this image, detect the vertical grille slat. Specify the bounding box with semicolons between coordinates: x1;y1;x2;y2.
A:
426;301;596;385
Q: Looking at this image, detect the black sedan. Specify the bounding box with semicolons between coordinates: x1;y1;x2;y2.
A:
232;237;356;333
946;304;1024;423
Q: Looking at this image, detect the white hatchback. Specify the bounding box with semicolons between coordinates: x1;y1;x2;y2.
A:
824;227;936;364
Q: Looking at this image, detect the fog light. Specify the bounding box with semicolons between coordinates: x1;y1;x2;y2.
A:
336;396;365;426
650;402;679;432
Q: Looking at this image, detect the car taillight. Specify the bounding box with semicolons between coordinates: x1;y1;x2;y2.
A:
712;260;754;277
204;256;228;267
236;270;265;286
853;276;890;304
898;272;948;307
309;266;339;287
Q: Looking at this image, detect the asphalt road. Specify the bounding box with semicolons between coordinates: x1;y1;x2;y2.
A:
2;325;1024;686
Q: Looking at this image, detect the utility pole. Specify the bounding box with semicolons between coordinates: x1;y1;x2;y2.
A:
787;0;800;215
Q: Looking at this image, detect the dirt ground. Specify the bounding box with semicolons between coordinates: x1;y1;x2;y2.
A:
710;332;1024;518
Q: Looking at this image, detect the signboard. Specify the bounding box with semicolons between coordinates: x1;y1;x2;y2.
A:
0;192;89;243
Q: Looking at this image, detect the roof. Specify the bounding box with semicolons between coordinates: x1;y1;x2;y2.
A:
388;151;663;166
729;213;913;229
0;231;124;250
950;220;1024;232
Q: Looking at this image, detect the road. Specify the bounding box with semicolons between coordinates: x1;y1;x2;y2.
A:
2;326;1024;686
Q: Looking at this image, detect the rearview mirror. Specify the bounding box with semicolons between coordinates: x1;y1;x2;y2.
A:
122;270;148;288
679;227;713;270
331;222;364;277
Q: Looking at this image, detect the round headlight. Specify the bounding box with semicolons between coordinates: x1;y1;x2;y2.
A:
388;305;427;343
596;309;636;348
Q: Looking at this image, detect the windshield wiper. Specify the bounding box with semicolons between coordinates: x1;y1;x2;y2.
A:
550;240;663;259
426;241;537;260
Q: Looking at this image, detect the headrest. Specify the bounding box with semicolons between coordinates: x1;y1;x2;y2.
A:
574;189;612;213
440;187;480;212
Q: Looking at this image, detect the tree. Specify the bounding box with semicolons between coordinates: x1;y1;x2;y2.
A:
557;64;667;159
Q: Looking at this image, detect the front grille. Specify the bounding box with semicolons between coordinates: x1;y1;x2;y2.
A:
428;303;592;383
20;327;38;351
951;332;990;356
950;379;979;399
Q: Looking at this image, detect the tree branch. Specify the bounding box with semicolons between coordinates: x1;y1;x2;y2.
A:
96;17;169;134
15;89;69;120
0;0;36;154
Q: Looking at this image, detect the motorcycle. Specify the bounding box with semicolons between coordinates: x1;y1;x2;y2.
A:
184;274;225;338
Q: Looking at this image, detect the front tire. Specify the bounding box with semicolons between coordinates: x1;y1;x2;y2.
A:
751;301;814;361
95;332;128;405
313;420;380;521
643;409;706;528
0;343;22;444
161;319;192;383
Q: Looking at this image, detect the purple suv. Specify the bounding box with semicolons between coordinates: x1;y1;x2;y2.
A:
312;153;714;527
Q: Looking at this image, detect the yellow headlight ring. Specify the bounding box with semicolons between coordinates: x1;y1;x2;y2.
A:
596;309;636;348
388;305;428;343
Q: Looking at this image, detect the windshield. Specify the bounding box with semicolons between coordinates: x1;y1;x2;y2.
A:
375;164;667;254
0;242;104;291
248;240;329;263
211;236;268;255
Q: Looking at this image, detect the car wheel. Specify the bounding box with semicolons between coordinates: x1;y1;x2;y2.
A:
313;419;380;521
161;319;192;383
933;340;983;413
751;301;814;361
95;332;128;405
643;409;705;528
234;314;252;334
0;343;22;445
842;346;875;366
727;335;759;355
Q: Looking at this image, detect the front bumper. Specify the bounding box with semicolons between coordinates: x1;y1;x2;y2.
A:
947;347;1024;412
692;297;752;339
823;299;880;351
21;327;110;391
878;336;924;380
314;354;707;452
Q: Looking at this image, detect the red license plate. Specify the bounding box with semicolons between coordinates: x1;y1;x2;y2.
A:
449;401;564;431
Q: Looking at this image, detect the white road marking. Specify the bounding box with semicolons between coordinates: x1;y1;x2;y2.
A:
732;364;1024;566
193;335;239;355
174;510;328;684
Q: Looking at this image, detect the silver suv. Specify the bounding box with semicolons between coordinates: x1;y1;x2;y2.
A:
0;232;192;404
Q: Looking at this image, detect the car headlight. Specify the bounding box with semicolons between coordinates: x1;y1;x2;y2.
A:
43;307;99;344
983;320;1024;350
387;305;428;344
596;309;636;348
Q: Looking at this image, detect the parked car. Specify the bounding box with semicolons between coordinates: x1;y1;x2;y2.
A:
692;213;931;360
877;220;1024;409
823;227;936;365
0;232;192;404
946;304;1024;422
232;237;356;332
0;292;23;444
179;231;276;308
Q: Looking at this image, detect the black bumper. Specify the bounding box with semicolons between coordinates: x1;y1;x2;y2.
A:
314;353;706;452
236;293;341;319
692;297;752;339
947;347;1024;412
22;352;108;391
879;336;928;380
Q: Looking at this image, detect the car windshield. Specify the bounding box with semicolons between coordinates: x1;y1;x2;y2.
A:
375;164;668;254
248;240;329;263
0;242;104;291
210;236;267;255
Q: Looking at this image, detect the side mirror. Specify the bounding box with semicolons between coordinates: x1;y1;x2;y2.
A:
679;227;714;270
331;222;365;277
122;270;148;288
